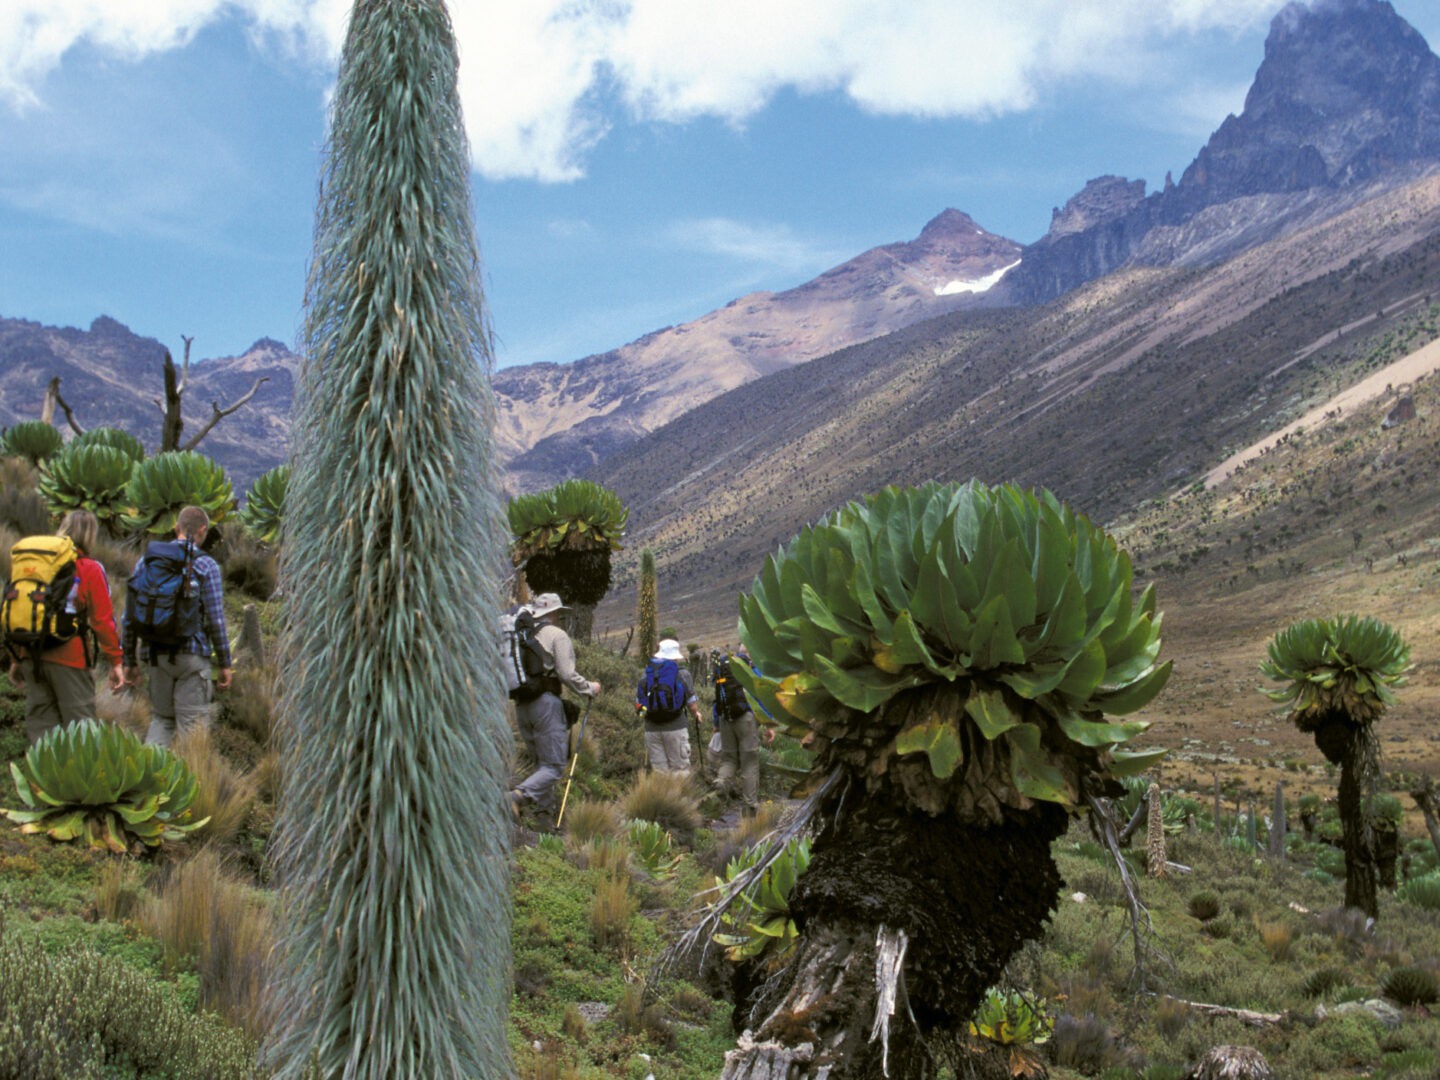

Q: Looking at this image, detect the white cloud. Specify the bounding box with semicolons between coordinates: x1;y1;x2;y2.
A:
1;0;1282;181
665;217;844;273
546;218;594;239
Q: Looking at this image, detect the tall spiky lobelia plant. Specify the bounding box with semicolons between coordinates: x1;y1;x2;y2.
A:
637;548;658;661
264;2;512;1078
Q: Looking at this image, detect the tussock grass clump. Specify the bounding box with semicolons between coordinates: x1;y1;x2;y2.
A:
1187;891;1221;921
576;836;631;876
1319;905;1374;955
137;847;276;1039
253;750;284;803
560;1003;587;1043
220;664;280;748
218;529;278;600
172;728;260;848
615;982;674;1049
94;858;147;922
619;770;702;839
563;799;621;846
1255;916;1294;961
85;530;138;584
1154;995;1190;1038
590;873;635;952
1048;1012;1133;1073
0;458;49;540
95;684;151;737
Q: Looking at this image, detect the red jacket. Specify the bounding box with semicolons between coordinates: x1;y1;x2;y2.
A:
39;555;122;670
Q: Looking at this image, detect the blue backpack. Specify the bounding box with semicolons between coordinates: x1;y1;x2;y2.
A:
129;540;203;651
639;659;685;721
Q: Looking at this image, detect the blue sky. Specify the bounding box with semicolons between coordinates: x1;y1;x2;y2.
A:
2;1;1438;370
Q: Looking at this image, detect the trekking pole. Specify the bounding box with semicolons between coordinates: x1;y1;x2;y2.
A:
555;697;594;829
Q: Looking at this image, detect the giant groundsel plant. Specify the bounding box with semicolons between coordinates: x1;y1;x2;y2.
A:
1261;615;1410;918
735;481;1168;817
265;0;512;1077
509;478;628;640
696;480;1169;1080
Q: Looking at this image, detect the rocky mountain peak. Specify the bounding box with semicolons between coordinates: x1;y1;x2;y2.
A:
1049;176;1147;237
1181;0;1440;197
917;208;985;242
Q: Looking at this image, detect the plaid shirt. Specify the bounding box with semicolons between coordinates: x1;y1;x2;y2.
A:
121;547;232;668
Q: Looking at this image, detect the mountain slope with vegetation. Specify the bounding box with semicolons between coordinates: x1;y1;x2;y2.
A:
593;171;1440;639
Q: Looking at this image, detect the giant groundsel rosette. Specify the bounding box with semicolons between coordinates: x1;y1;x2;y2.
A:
734;481;1169;821
38;443;138;529
1260;615;1410;732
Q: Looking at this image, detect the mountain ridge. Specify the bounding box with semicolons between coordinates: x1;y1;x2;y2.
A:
0;316;297;494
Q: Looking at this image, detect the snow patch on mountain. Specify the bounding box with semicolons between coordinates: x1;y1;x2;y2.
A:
934;259;1021;296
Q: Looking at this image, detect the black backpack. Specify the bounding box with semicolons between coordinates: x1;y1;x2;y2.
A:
713;657;750;721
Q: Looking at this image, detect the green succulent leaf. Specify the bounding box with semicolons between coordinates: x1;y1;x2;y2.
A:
894;715;964;778
238;464;290;544
71;426;146;462
713;837;811;965
38;442;138;530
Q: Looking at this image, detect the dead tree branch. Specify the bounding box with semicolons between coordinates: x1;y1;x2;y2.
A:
179;376;270;452
40;377;86;435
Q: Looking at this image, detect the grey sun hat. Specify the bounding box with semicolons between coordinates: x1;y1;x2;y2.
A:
655;639;685;661
530;593;569;619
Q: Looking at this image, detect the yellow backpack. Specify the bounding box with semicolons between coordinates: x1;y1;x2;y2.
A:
2;535;81;658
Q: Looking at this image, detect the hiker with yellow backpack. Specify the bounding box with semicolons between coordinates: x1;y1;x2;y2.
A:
3;510;124;744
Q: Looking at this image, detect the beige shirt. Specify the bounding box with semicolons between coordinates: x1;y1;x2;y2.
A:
533;623;593;696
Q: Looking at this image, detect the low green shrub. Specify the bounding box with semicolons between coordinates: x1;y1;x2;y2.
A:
1187;891;1220;921
619;770;702;838
0;913;264;1079
1398;871;1440;913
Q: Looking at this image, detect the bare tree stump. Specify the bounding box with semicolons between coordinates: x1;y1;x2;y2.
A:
1409;777;1440;864
1187;1045;1273;1080
237;604;265;667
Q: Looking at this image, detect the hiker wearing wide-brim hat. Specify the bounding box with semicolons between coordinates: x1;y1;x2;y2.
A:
511;592;600;818
635;638;704;774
